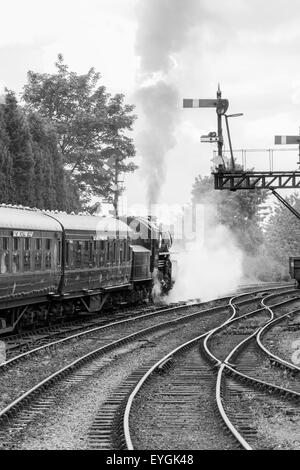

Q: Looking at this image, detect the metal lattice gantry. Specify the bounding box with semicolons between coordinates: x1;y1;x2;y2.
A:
183;86;300;213
213;169;300;191
213;135;300;191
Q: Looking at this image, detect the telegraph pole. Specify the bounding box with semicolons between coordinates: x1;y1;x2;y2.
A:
216;84;224;162
113;155;119;218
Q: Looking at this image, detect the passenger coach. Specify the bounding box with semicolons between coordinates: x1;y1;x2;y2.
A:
0;206;171;335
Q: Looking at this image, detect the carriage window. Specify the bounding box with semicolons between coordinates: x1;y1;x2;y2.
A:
35;253;42;270
113;241;116;263
120;241;123;264
124;241;128;262
45;252;51;269
23;253;31;271
12;253;20;272
83;241;92;267
13;238;19;251
122;241;126;262
106;241;110;263
75;241;82;268
12;238;20;273
89;242;93;263
127;244;131;261
45;239;52;269
123;240;127;263
58;240;61;266
98;241;104;266
92;240;98;266
0;252;9;273
83;241;88;267
3;237;8;251
23;238;31;271
65;241;70;267
0;237;9;274
34;239;42;270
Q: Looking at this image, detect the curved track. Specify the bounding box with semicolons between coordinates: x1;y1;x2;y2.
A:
0;284;298;450
207;291;300;449
123;288;300;450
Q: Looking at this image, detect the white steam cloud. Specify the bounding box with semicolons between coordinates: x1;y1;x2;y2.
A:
134;1;245;300
168;224;244;302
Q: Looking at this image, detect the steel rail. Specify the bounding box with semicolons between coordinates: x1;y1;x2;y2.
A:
1;285;287;369
0;297;234;422
123;330;213;449
123;289;271;449
216;319;300;450
0;302;229;370
124;290;300;451
0;287;275;440
203;289;300;364
256;310;300;372
123;289;284;449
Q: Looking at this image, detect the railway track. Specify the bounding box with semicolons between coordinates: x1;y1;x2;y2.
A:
1;281;293;357
0;296;233;449
257;310;300;372
0;284;298;450
3;302;182;358
123;288;300;450
123;335;240;450
216;332;300;450
2;283;293;361
209;292;300;449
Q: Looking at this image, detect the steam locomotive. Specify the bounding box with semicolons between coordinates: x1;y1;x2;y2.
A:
0;205;173;335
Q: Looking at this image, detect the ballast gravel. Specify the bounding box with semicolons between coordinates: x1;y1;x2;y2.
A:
262;312;300;366
0;302;229;411
0;309;229;450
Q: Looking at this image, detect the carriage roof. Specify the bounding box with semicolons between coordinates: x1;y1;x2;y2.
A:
46;213;131;237
0;206;131;238
0;206;62;232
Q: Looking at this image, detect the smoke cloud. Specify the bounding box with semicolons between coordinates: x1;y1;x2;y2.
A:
134;1;245;300
168;223;244;302
135;0;201;75
135;0;202;206
135;81;178;206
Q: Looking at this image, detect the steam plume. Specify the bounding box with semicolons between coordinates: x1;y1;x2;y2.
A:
135;82;178;206
169;224;244;302
135;0;201;206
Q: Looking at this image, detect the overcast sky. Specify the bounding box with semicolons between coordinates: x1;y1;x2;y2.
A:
1;0;300;211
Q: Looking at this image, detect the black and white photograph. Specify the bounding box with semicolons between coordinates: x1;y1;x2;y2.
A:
0;0;299;455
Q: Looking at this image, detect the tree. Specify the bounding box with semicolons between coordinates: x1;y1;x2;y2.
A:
99;93;137;215
22;54;137;208
0;104;14;203
262;194;300;278
27;111;81;211
4;90;35;206
0;90;80;210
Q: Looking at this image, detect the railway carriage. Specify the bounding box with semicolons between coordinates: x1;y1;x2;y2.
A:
49;213;133;313
0;207;62;333
0;206;173;335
